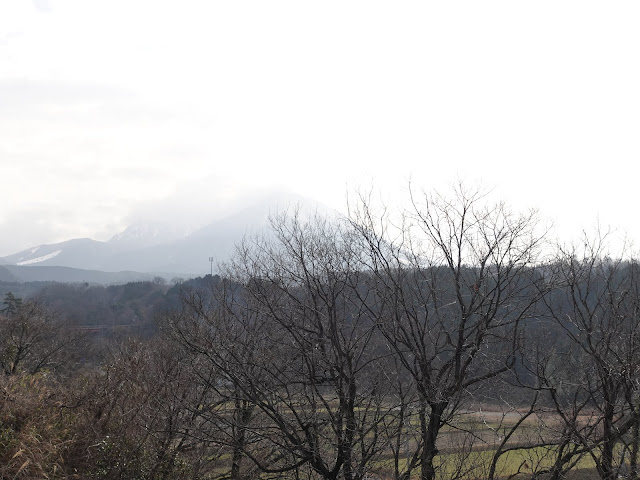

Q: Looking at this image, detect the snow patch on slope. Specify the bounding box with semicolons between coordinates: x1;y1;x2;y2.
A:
17;250;62;265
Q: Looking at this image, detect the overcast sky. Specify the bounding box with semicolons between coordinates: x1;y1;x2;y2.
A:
1;1;639;256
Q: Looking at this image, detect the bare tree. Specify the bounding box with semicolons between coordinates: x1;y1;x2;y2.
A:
0;294;82;376
164;284;261;480
76;335;223;480
348;184;547;480
539;233;640;480
169;210;392;480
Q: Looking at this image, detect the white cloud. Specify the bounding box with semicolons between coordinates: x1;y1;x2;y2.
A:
32;0;52;13
1;1;640;256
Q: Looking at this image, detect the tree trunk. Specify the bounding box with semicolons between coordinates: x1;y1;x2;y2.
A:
342;372;357;480
420;401;446;480
631;409;639;480
231;395;253;480
600;402;615;480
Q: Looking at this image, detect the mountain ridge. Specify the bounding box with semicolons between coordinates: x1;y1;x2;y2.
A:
0;193;337;280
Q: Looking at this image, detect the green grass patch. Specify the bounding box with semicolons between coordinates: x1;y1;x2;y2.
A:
373;445;596;479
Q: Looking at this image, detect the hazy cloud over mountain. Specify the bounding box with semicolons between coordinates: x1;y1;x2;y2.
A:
2;1;640;256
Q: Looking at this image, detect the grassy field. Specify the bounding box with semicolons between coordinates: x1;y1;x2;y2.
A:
365;405;623;480
207;402;630;480
371;445;601;480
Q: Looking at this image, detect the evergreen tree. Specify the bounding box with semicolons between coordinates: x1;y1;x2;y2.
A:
1;292;22;315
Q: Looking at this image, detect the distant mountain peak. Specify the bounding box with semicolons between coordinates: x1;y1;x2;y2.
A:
108;222;188;248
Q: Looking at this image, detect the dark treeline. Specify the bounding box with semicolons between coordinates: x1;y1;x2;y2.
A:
0;275;220;333
1;186;639;480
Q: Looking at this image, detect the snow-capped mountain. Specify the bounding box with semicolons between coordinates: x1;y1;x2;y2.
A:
0;238;111;270
0;193;337;279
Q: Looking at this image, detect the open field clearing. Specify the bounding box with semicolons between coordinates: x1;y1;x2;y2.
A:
354;405;629;480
